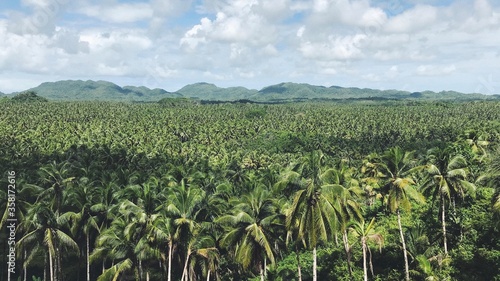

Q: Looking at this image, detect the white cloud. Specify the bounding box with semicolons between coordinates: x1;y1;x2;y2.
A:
299;34;366;61
1;0;500;95
79;3;153;23
384;5;438;33
416;64;457;76
150;0;193;17
181;1;281;50
21;0;58;9
308;0;388;27
386;65;400;79
362;73;380;82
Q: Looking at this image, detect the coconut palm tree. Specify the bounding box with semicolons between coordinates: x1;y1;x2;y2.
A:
36;161;75;215
477;147;500;227
218;186;282;281
286;151;336;281
422;147;476;255
92;178;166;281
60;177;101;281
349;218;383;281
164;179;205;281
184;228;220;281
195;238;220;281
148;215;175;281
320;163;363;277
462;129;490;162
91;216;136;281
17;202;79;281
368;147;424;281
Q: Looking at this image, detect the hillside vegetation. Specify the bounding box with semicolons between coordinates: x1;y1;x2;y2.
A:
25;80;180;102
10;80;500;102
11;91;48;103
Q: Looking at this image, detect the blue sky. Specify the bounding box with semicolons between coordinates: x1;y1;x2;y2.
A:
0;0;499;94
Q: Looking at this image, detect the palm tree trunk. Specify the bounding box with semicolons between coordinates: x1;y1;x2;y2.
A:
397;209;410;281
49;249;54;281
362;238;368;281
264;256;267;278
441;195;448;256
24;249;27;281
313;246;317;281
260;264;265;281
86;234;90;281
368;246;374;277
167;241;173;281
138;259;143;281
44;253;47;281
181;250;191;281
343;229;353;279
206;269;211;281
295;245;302;281
56;247;62;281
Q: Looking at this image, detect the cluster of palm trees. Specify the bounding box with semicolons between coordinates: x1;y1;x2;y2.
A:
1;100;499;280
2;141;493;281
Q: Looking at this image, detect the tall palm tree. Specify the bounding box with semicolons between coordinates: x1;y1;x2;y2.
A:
194;236;220;281
18;202;79;281
148;215;175;281
320;164;363;277
286;150;336;281
92;178;165;281
36;161;75;215
91;216;136;281
218;186;282;281
422;147;476;255
462;129;490;162
287;179;336;281
59;176;104;281
184;227;220;281
284;218;304;281
349;218;383;281
165;180;205;281
368;147;424;281
477;147;500;227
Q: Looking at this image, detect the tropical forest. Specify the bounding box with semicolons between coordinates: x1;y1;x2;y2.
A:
1;94;500;281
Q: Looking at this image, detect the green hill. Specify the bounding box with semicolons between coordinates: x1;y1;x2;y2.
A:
0;91;8;103
416;90;497;100
27;80;179;102
256;82;499;101
257;82;409;100
16;80;500;102
176;82;258;100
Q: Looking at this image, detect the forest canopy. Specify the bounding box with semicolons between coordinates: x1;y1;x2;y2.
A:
0;100;499;281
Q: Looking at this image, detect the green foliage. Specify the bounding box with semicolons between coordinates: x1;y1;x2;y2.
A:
158;97;199;106
27;80;179;101
12;91;48;102
16;79;500;102
0;100;499;281
245;108;267;119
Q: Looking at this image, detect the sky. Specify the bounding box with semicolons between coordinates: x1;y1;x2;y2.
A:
0;0;499;94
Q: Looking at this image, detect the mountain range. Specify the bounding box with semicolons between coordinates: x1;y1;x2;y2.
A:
5;80;500;102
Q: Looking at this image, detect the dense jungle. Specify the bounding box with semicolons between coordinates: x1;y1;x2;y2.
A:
1;99;500;281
